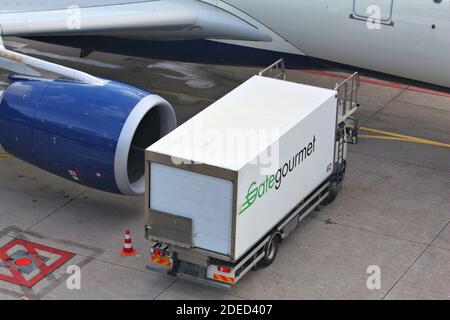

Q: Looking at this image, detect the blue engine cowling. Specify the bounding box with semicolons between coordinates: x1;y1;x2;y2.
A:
0;76;176;195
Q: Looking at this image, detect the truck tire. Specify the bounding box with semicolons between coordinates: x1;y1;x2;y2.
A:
323;161;346;206
258;233;280;268
322;184;338;206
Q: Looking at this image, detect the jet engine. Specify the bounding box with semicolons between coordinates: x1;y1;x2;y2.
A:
0;76;176;195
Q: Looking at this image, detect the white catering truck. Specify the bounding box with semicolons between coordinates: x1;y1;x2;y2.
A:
144;61;360;288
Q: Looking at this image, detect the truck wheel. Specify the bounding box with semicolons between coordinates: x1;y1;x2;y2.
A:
322;184;338;206
323;161;346;206
258;233;280;268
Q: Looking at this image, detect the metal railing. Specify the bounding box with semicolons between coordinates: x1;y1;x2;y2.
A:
335;72;360;117
258;58;286;80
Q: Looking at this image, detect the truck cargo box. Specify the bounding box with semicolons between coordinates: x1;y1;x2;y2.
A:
145;75;338;261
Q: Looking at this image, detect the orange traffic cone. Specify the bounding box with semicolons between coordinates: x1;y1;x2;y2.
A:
121;228;137;256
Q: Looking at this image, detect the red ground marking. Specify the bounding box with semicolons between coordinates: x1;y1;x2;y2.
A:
0;239;74;288
301;70;450;99
15;258;32;267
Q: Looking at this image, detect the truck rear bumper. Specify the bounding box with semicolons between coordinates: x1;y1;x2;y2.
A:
147;260;234;290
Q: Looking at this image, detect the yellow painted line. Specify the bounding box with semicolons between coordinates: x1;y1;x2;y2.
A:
359;128;450;148
360;127;440;144
347;125;450;148
151;89;215;103
147;89;449;148
146;90;450;149
0;153;11;158
359;135;421;143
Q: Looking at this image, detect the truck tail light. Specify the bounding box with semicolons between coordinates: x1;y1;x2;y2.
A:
218;266;231;273
149;245;172;268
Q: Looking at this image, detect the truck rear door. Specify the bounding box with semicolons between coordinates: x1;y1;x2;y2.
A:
149;162;233;256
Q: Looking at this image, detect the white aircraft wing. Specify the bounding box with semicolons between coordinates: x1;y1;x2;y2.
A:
0;0;271;42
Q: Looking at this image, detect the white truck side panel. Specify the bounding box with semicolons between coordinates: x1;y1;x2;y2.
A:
147;76;339;259
150;163;234;255
234;95;337;259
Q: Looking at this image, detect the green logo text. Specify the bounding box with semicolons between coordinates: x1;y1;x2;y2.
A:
239;135;317;215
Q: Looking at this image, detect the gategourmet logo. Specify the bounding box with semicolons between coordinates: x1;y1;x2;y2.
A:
239;135;317;215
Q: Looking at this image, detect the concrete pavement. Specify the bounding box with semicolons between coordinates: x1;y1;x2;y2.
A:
0;38;449;300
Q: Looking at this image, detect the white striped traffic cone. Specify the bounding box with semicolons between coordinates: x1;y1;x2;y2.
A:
121;228;137;257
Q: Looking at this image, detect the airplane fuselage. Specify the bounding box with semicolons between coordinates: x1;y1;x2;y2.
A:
216;0;450;88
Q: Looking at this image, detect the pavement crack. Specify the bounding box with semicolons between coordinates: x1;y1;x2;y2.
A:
152;278;178;300
361;89;407;127
381;220;450;299
315;217;429;247
22;190;87;235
